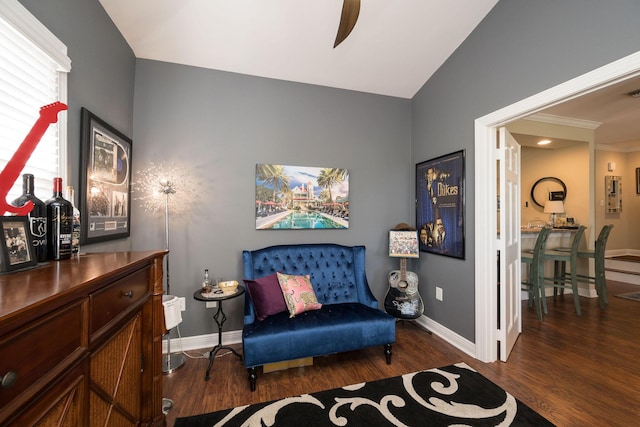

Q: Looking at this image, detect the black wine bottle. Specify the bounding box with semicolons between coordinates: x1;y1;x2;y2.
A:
11;174;47;262
45;177;72;260
65;185;81;257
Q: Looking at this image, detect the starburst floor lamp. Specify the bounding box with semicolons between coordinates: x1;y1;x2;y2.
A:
136;162;190;375
158;178;186;374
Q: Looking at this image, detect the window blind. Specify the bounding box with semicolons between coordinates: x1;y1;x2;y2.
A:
0;0;70;205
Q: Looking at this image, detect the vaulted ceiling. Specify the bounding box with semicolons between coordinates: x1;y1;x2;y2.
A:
99;0;640;148
99;0;499;99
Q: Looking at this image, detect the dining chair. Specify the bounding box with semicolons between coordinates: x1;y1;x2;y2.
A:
521;227;552;320
576;224;614;309
541;225;587;316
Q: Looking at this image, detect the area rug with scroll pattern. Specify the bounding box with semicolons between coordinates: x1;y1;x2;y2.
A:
174;362;554;426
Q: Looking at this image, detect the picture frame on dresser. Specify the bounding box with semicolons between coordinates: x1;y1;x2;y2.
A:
0;216;37;273
79;107;132;244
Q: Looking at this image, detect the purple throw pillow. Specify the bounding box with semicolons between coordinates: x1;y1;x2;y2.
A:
244;272;287;321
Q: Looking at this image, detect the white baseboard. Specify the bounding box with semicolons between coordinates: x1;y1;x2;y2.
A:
163;316;476;360
605;249;640;285
606;249;640;257
605;270;640;286
414;315;476;358
162;327;242;354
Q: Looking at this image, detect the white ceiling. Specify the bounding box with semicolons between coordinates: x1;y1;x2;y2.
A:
515;75;640;150
98;0;499;99
540;76;640;149
99;0;639;148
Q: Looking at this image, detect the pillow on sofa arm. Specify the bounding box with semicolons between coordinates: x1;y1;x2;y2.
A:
244;273;288;321
277;272;323;317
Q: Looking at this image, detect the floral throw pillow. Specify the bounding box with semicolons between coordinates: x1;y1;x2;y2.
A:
276;272;322;317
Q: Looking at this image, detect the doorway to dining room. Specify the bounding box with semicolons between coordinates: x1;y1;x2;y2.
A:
475;51;640;363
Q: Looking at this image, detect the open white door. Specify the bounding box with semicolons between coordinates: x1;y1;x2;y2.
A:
498;127;521;361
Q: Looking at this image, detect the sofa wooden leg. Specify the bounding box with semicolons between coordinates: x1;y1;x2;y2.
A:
248;367;257;391
384;344;392;364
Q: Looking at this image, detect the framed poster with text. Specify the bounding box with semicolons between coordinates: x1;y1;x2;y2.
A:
79;108;132;244
416;150;465;259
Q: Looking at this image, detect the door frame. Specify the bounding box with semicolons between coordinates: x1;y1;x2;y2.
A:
474;50;640;363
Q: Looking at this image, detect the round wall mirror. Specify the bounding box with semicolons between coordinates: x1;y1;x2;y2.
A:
530;176;567;208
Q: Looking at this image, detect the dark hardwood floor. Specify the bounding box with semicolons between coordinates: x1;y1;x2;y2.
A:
162;280;640;426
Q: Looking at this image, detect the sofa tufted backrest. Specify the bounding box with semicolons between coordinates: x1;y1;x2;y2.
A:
242;244;379;322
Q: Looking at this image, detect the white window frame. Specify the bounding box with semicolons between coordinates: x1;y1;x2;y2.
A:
0;0;71;201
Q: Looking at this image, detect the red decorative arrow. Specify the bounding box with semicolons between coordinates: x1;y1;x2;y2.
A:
0;101;68;216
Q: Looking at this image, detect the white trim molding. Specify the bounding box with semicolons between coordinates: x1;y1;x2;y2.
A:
475;50;640;363
414;316;476;358
523;113;601;130
161;314;477;363
162;328;243;355
0;0;71;72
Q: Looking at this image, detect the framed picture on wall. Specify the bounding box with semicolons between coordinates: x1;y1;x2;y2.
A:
79;108;132;244
255;164;349;230
416;150;465;259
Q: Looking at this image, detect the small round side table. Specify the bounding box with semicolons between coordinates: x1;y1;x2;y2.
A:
193;286;245;381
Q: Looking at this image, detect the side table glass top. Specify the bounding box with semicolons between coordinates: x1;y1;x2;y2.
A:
193;285;245;302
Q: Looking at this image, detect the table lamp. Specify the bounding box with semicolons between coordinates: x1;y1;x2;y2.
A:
544;200;565;227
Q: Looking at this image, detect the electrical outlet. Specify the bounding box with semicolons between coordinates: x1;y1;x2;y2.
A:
177;297;186;311
206;301;217;309
436;287;443;301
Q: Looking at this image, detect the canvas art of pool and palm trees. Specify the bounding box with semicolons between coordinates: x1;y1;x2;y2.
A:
255;164;349;229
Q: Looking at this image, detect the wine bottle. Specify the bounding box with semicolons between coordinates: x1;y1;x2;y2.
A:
65;185;81;257
45;177;72;260
202;269;212;291
11;174;47;262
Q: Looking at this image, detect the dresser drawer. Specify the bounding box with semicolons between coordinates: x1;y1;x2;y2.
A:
0;300;85;409
90;266;149;338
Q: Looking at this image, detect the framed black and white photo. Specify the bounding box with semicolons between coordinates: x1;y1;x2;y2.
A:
0;216;37;273
79;108;132;244
416;150;465;259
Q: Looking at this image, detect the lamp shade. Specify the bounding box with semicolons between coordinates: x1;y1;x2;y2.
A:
544;200;565;214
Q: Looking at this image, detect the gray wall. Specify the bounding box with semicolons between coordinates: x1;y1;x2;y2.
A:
412;0;640;340
21;0;640;344
19;0;136;253
131;60;412;334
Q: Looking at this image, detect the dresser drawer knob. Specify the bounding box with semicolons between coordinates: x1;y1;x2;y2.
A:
123;290;134;298
1;371;17;389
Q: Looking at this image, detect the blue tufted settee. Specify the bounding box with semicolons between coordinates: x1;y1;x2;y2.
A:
242;243;396;391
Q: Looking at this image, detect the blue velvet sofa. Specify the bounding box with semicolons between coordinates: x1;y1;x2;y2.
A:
242;243;396;391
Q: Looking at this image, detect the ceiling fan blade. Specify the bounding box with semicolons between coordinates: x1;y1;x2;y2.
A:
334;0;361;48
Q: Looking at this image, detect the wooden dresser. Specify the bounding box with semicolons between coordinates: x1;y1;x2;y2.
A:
0;251;167;426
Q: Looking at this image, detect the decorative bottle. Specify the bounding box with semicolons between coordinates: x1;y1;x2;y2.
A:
11;174;47;262
45;177;73;260
202;269;212;292
65;185;81;257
